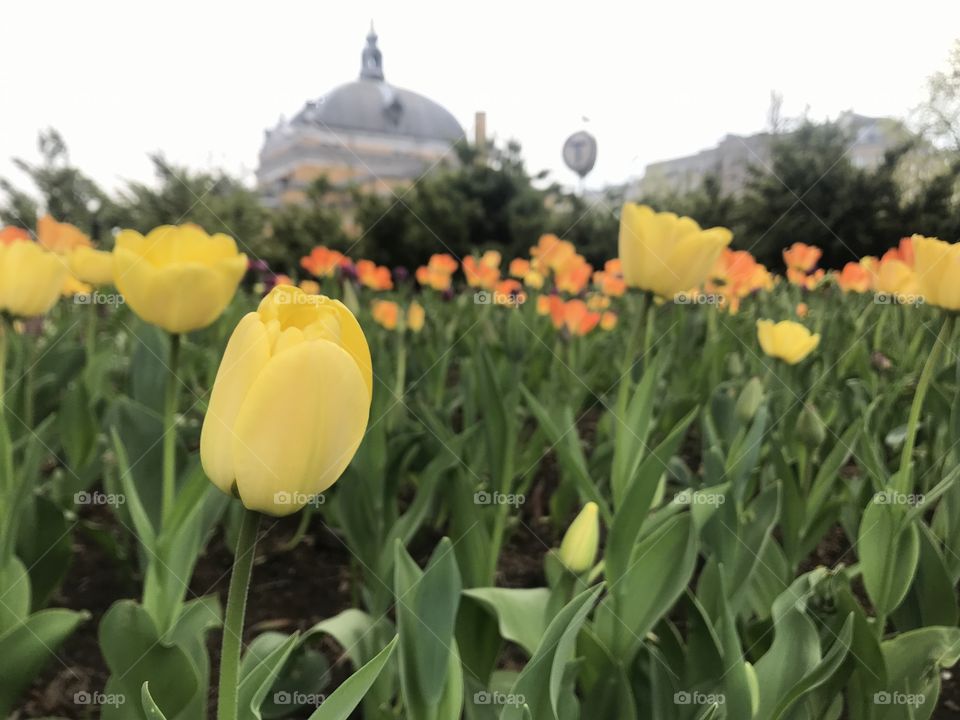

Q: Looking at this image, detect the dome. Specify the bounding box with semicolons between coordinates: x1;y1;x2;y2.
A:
293;80;465;143
290;27;465;144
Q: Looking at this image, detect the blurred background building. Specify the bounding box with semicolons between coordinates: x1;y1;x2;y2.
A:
631;111;909;197
256;26;466;208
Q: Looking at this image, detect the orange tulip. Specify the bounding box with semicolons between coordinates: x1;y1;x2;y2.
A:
37;214;92;254
371;299;400;330
836;262;871;293
462;255;500;290
550;298;601;336
416;253;458;291
356;259;393;291
0;226;31;244
783;242;822;272
301;246;348;277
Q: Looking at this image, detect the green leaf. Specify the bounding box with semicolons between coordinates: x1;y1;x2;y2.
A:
877;626;960;720
858;498;920;617
0;557;31;636
770;614;853;720
501;584;603;720
98;600;199;720
520;386;609;522
753;571;826;719
604;514;697;658
892;523;958;630
605;407;697;587
395;538;463;719
611;356;661;506
17;496;73;608
237;631;301;720
462;588;550;657
110;427;156;552
141;682;169;719
307;636;399;720
59;380;97;469
0;608;89;718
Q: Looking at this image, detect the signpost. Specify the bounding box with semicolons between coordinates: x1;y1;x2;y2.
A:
562;130;598;187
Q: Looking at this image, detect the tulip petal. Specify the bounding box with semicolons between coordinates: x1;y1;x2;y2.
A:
200;313;272;494
114;248;247;334
231;340;370;516
0;241;68;317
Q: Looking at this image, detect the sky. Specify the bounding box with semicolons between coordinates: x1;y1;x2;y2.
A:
2;1;959;198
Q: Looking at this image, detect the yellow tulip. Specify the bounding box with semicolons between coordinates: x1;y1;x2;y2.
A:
113;224;247;334
912;235;960;310
407;300;425;333
558;502;600;573
69;246;114;286
618;203;732;297
0;240;68;317
756;319;820;365
200;285;372;516
875;258;919;298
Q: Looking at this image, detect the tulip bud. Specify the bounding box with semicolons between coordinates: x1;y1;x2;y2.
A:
726;352;744;377
797;404;826;448
735;377;764;424
200;285;372;516
558;502;600;573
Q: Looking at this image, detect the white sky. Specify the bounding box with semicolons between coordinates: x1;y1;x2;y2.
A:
2;1;958;197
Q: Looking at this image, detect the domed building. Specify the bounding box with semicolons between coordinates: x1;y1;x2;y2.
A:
257;27;466;207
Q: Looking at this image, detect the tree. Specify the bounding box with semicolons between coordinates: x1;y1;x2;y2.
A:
737;121;909;268
267;177;349;270
919;40;960;151
0;128;117;238
353;140;552;269
117;154;266;256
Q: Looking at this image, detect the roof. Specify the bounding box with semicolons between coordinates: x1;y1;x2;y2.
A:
288;27;465;143
292;79;465;143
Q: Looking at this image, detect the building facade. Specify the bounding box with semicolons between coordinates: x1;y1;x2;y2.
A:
632;112;907;198
256;28;466;208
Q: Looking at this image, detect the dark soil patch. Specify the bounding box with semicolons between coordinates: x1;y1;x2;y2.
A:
23;512;357;720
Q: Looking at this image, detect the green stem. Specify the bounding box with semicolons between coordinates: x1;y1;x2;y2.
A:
162;333;181;525
23;338;34;430
278;506;312;552
0;318;7;416
896;315;952;495
217;508;261;720
84;306;97;362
